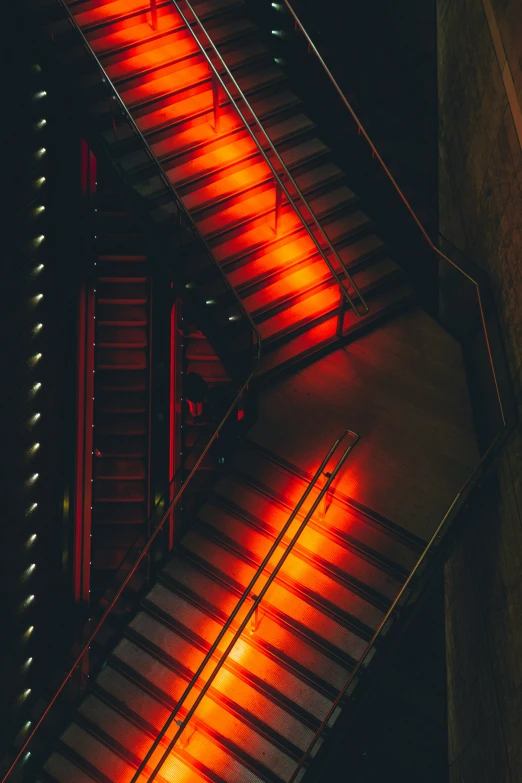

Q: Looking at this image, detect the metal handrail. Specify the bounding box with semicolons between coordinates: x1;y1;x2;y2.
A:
57;0;262;363
279;0;507;427
131;429;360;783
173;0;368;317
286;427;505;782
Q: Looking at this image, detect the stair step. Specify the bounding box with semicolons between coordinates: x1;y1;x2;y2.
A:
101;16;255;71
180;529;369;662
181;138;330;217
95;369;148;391
58;723;134;783
96;324;148;345
44;752;98;783
96;412;148;435
129;609;331;726
133;64;287;137
91;526;146;549
235;449;420;572
161;555;361;675
93;502;148;526
95;389;148;413
93;457;146;479
258;282;416;379
96;348;147;370
198;497;391;615
116;41;262;113
93;477;146;502
110;635;315;756
231;224;376;298
96;281;148;301
96;302;148;325
169;114;317;189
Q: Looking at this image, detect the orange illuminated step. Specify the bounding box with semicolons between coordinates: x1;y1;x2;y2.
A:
180;529;369;662
159;557;354;690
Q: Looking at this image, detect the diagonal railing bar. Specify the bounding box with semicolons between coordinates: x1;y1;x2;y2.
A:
286;428;505;782
279;0;508;428
172;0;369;317
130;429;360;783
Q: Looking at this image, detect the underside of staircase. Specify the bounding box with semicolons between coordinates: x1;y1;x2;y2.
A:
31;1;479;782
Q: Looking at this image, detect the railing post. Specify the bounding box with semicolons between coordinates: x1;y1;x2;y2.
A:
150;0;158;31
274;175;284;235
249;593;259;634
317;471;331;521
212;73;220;133
175;720;189;749
336;289;344;338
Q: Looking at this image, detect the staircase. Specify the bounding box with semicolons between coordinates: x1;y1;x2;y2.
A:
91;169;152;599
59;0;414;381
42;438;423;783
31;1;440;781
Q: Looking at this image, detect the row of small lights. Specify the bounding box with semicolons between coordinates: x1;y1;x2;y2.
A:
17;65;48;753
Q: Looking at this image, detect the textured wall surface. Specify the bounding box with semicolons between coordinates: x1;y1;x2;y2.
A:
438;0;522;781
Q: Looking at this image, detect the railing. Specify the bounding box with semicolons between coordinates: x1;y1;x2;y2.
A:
274;0;510;433
171;0;369;327
129;428;360;783
238;1;515;779
286;424;505;783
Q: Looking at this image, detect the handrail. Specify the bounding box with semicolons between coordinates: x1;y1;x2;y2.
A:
132;429;360;783
286;426;506;782
0;3;264;779
172;0;368;318
278;0;507;428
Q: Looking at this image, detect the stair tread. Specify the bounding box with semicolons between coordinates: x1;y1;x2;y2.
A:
235;451;419;571
258;282;415;378
44;752;98;783
198;496;393;612
135;65;285;135
171;117;319;189
161;556;352;688
181;138;329;214
130;609;331;724
181;529;369;661
86;679;276;783
111;635;316;752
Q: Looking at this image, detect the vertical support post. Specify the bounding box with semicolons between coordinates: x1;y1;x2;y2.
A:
317;472;332;521
150;0;158;31
175;720;190;750
249;594;259;634
274;176;284;235
212;73;220;133
73;140;97;612
336;289;344;338
108;95;118;142
248;593;259;634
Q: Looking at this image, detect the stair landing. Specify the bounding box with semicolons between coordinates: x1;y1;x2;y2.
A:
249;306;479;543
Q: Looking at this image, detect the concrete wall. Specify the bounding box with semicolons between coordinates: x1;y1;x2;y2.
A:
438;1;522;780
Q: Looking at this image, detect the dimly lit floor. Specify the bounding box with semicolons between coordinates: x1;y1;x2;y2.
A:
308;575;448;783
